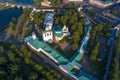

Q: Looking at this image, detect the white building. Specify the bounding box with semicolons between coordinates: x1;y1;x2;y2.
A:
42;30;53;43
89;0;120;8
42;13;54;43
62;25;70;37
44;13;54;31
53;25;70;41
114;24;120;37
42;13;70;42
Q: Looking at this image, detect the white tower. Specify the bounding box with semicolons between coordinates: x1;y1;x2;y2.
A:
32;32;37;40
62;25;70;37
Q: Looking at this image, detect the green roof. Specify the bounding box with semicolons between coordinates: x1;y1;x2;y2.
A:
53;26;63;38
25;36;68;64
54;25;62;32
74;52;84;61
79;76;89;80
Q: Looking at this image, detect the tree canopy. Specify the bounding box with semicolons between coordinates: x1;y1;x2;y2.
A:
0;42;67;80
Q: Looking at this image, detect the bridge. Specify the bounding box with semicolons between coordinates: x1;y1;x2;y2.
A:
1;2;38;9
0;2;61;12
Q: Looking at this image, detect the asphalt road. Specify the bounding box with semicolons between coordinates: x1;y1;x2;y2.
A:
103;29;116;80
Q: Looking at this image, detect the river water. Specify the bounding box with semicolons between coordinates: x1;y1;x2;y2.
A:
0;8;23;30
0;0;34;30
15;0;33;4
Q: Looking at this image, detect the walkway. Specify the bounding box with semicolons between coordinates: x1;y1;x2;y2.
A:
14;18;22;40
3;30;10;41
20;20;28;42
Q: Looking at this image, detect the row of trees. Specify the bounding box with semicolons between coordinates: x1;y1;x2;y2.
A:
6;8;31;41
88;23;111;54
17;8;31;41
88;22;112;79
34;0;43;4
89;24;101;72
0;42;67;80
32;11;45;26
51;0;61;7
32;11;45;36
108;36;120;80
90;42;100;61
106;9;119;16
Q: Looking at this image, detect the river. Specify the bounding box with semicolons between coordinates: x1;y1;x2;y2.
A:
0;0;34;30
1;0;33;4
15;0;33;4
0;8;23;30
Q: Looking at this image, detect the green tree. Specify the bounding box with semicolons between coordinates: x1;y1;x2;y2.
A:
9;21;15;28
29;73;38;80
97;24;103;32
9;65;19;74
109;37;120;80
60;16;67;26
34;0;40;4
0;57;7;64
90;42;100;61
33;12;45;25
20;45;31;58
51;0;61;7
8;51;15;61
54;17;60;25
71;24;77;31
72;31;80;42
72;42;78;50
105;32;110;38
77;23;83;35
35;64;43;71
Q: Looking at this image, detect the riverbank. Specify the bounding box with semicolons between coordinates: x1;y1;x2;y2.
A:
0;6;12;11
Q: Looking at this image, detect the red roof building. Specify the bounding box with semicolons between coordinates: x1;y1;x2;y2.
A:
63;0;69;4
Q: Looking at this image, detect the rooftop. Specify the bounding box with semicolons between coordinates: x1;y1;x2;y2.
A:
53;26;63;38
44;13;54;26
25;36;69;64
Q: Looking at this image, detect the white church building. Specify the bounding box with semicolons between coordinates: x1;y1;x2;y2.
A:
42;13;70;43
42;13;54;43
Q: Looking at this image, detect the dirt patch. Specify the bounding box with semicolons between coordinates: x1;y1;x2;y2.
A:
59;41;72;51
